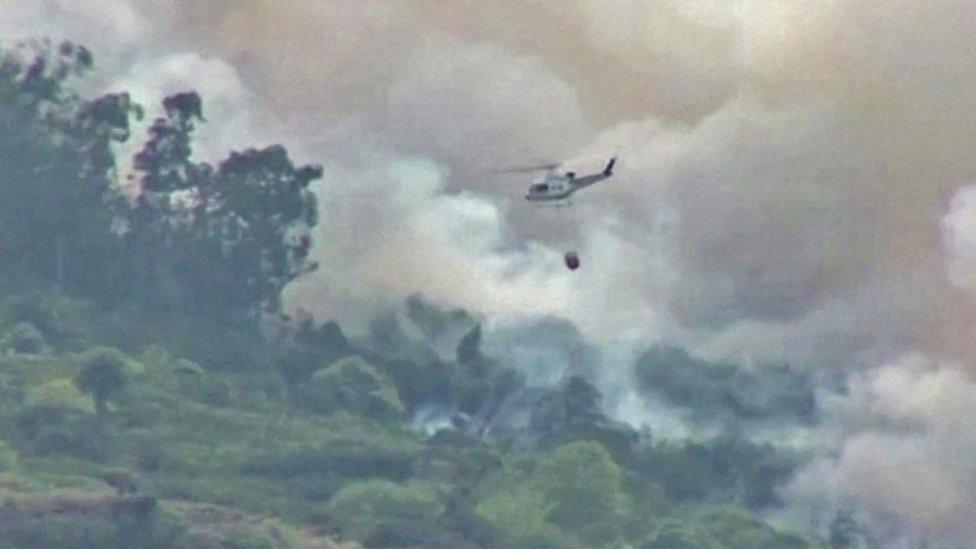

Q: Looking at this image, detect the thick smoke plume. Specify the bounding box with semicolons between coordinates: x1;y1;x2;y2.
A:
6;0;976;542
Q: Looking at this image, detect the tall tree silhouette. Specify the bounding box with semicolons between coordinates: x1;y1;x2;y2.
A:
0;40;140;298
130;92;320;323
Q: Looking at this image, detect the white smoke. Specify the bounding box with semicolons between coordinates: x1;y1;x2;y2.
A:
785;354;976;545
942;186;976;293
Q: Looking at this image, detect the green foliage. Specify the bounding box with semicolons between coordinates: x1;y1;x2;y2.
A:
451;324;524;422
15;404;111;460
124;428;167;472
639;510;821;549
0;293;92;349
525;376;639;461
328;479;443;546
0;495;187;549
829;510;867;548
541;442;627;542
75;346;131;414
476;483;579;549
6;514;120;549
128;93;321;322
387;357;454;411
2;321;47;354
0;40;139;299
276;318;353;384
631;431;803;508
634;346;815;422
301;355;405;419
0;291;822;548
0;437;18;471
473;441;629;548
27;377;94;413
642;519;718;549
242;430;422;481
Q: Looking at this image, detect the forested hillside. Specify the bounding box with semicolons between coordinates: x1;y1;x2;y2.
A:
0;40;836;548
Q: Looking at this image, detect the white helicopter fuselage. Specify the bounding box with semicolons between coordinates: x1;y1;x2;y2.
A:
524;157;615;202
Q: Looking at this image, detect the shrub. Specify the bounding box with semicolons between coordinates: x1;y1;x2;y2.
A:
75;346;131;414
15;405;113;461
328;480;444;546
5;514;120;549
125;428;167;472
641;519;717;549
27;378;95;413
241;434;422;480
2;321;46;354
0;438;17;471
302;356;405;419
541;441;624;532
0;294;94;349
476;484;578;549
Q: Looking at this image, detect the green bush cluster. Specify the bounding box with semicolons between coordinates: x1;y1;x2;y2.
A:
300;355;405;419
328;479;444;546
0;437;18;471
2;322;47;354
75;346;133;414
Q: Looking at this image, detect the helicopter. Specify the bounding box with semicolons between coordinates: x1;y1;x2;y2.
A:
494;156;617;270
495;157;617;203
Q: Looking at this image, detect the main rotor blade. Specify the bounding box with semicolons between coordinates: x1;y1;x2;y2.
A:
491;162;561;174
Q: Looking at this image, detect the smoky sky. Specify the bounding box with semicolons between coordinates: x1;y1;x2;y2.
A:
6;0;976;542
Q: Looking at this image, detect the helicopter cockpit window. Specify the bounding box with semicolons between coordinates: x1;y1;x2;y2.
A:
531;183;549;193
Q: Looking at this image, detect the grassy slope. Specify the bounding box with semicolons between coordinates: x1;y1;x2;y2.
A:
0;295;825;548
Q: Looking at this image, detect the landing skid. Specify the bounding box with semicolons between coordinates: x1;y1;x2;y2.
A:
530;199;573;208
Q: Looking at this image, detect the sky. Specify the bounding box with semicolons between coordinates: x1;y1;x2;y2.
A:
4;0;976;543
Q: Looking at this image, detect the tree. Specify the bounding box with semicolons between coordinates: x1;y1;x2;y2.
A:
829;510;865;549
328;480;444;546
0;40;139;297
128;92;321;323
75;346;130;415
452;324;524;436
540;441;625;539
303;355;405;419
212;144;320;318
528;375;603;437
126;92;209;311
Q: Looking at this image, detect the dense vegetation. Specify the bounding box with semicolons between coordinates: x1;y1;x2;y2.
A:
0;40;841;548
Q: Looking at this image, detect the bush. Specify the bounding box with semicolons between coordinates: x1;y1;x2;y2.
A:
301;355;405;419
540;442;626;542
75;346;132;414
0;438;18;471
0;293;92;349
328;480;444;546
0;500;188;549
241;434;422;480
15;405;113;461
27;378;95;413
2;321;46;353
641;519;717;549
4;514;120;549
476;484;582;549
382;357;453;412
125;428;167;472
